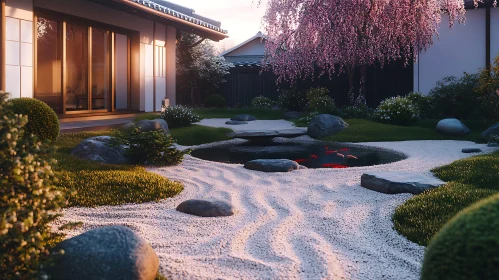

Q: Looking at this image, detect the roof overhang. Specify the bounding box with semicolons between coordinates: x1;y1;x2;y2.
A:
88;0;228;41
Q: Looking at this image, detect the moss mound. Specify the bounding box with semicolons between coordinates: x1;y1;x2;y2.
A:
10;98;59;141
421;193;499;280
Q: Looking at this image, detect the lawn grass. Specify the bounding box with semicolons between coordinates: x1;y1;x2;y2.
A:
193;108;284;120
134;112;161;122
54;130;183;207
170;125;232;146
393;151;499;246
307;119;492;143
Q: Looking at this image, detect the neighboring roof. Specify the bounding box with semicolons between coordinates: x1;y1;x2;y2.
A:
96;0;228;40
220;31;266;56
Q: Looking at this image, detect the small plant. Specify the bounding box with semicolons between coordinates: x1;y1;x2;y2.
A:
205;94;226;108
278;88;307;111
251;96;274;109
339;103;373;119
406;92;432;119
0;92;66;278
305;87;329;101
114;128;189;166
307;95;336;114
375;95;419;125
161;105;202;128
10;98;59;141
421;193;499;280
298;111;320;124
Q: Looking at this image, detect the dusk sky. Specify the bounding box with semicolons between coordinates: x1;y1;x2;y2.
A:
176;0;267;52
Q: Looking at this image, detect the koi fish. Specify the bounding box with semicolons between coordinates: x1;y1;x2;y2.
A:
347;155;358;159
336;153;345;158
325;150;338;155
339;148;350;151
322;163;349;168
294;158;310;163
324;146;329;150
310;154;318;159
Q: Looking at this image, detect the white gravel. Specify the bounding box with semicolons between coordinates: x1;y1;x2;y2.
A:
55;120;498;279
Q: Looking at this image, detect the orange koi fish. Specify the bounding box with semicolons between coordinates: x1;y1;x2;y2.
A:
346;155;358;159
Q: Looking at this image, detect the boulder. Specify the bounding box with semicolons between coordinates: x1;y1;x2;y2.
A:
462;148;482;153
48;226;159;280
436;118;471;136
135;119;169;134
176;199;235;217
230;114;256;121
283;111;303;120
244;159;300;172
482;122;499;140
307;114;348;139
225;120;248;125
120;122;136;131
361;172;445;194
71;136;129;164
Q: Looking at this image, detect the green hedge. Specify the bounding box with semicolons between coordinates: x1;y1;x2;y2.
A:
10;98;59;141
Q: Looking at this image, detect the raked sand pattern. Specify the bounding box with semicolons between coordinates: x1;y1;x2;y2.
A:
55;139;496;280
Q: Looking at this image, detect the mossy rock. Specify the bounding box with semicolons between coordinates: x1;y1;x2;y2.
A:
421;193;499;280
10;98;59;141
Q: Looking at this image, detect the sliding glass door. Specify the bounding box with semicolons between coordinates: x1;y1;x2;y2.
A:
35;11;130;114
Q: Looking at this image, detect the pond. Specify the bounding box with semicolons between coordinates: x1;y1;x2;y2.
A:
191;141;406;169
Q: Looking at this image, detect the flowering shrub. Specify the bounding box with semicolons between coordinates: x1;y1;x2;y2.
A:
339;103;373;119
375;96;419;125
0;91;66;278
305;87;329;101
307;96;336;114
278;88;307;111
298;111;320;124
161;105;201;128
251;96;274;109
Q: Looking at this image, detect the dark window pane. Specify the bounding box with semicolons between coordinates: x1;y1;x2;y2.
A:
66;23;88;111
91;28;109;110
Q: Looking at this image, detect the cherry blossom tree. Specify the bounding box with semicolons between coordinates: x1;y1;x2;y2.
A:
262;0;494;103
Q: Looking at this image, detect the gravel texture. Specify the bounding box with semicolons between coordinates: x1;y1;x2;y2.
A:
55;119;498;280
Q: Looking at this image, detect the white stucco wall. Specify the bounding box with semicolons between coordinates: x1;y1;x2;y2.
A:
491;8;499;63
5;0;33;99
414;8;486;94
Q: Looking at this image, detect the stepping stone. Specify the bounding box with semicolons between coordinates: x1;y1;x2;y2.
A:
225;120;248;125
360;172;445;194
462;148;482;153
244;159;300;172
229;129;307;141
276;128;308;138
230;114;256;121
176;199;235;217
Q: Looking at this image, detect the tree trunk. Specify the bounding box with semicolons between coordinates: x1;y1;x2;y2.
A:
346;65;356;105
357;65;367;105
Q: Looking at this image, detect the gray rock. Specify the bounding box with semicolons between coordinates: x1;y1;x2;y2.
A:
436;118;471;136
48;226;159;280
120;122;136;131
230;130;279;139
225;120;248;125
277;128;308;138
283;111;303;120
307;114;348;139
462;148;482;153
230;114;256;121
176;199;235;217
136;119;169;134
152;119;170;134
488;141;499;147
244;159;300;172
361;172;445;194
71;136;129;164
482;122;499;140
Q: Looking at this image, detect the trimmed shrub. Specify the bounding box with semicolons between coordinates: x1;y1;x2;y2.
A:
307;95;336;114
10;98;59;141
338;104;373;119
251;96;274;109
205;94;226;108
160;105;201;128
305;87;329;102
278;88;307;111
374;96;419;125
0;92;66;278
421;193;499;280
114;128;189;166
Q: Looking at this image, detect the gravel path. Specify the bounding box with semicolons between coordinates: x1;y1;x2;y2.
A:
56;120;497;279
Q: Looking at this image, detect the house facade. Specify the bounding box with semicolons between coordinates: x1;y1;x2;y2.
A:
0;0;227;116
